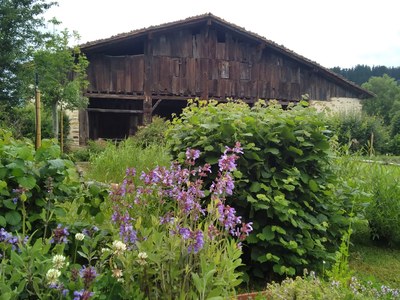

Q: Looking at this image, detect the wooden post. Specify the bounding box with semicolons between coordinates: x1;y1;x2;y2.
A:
143;33;153;125
34;73;41;150
60;104;64;154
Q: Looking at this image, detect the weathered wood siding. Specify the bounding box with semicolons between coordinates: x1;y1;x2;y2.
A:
86;26;360;101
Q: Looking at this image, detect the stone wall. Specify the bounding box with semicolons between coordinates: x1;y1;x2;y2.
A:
309;97;363;115
66;110;80;147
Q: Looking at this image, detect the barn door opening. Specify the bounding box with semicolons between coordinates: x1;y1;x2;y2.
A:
87;98;143;140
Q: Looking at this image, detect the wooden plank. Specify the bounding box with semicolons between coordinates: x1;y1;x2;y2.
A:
216;42;225;60
84;93;145;100
87;108;143;114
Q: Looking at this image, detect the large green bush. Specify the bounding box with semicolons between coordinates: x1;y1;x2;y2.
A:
326;111;389;154
167;100;351;281
0;129;80;236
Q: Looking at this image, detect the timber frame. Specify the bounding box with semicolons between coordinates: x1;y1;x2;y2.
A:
79;13;373;144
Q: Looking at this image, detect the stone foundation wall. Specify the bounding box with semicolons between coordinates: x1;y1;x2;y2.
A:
66;110;79;147
309;97;362;115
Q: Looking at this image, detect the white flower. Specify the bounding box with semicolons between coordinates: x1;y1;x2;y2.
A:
75;233;85;241
46;268;61;285
137;252;148;265
101;247;110;253
112;240;127;255
52;255;67;269
138;252;148;260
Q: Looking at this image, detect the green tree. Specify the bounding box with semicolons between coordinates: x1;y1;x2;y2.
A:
361;74;400;125
32;27;89;138
0;0;55;105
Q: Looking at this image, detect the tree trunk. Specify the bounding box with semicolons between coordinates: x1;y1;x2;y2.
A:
52;101;59;139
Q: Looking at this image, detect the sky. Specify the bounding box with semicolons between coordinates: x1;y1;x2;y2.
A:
43;0;400;69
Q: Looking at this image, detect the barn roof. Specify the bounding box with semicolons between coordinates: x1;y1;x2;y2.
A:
81;13;374;98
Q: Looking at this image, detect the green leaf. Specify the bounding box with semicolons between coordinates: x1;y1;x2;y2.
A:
309;179;319;192
5;211;21;226
249;182;261;193
17;175;36;189
262;226;275;241
0;216;6;227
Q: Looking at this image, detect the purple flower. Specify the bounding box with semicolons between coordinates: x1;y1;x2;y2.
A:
216;203;242;236
211;173;235;196
51;224;69;244
79;266;97;288
188;230;204;253
82;226;99;237
179;227;191;240
119;223;138;247
73;289;94;300
218;153;238;172
185;148;201;165
125;167;136;177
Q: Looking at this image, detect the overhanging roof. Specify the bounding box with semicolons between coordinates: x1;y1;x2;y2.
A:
81;13;374;98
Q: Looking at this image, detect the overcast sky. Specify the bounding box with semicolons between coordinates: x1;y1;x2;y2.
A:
43;0;400;69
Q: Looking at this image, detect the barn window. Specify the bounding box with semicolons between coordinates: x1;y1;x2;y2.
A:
221;61;229;79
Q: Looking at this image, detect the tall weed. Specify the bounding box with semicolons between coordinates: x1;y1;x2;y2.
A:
87;139;171;183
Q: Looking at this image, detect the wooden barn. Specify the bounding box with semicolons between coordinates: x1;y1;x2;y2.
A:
76;13;373;144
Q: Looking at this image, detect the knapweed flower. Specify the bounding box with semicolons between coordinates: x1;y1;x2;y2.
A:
137;252;148;265
46;268;61;285
112;240;127;256
79;266;97;288
75;233;85;241
52;254;67;269
51;224;69;244
73;289;94;300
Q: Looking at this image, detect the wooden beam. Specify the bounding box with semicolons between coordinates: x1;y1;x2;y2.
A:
152;99;162;112
84;93;145;100
87;108;143;114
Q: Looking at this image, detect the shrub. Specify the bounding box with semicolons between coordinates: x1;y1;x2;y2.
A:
326;111;389;155
167;100;351;281
132;116;168;146
0;129;80;236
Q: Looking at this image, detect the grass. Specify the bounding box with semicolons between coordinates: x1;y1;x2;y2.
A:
350;220;400;289
86;138;171;184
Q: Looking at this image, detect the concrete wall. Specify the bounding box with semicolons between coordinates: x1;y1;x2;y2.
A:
309;97;363;115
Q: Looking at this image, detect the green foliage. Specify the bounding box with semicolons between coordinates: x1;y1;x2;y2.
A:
32;27;89;138
365;165;400;246
326;111;389;154
362;74;400;126
132;116;169;147
167;100;351;281
0;103;70;141
0;0;55;104
264;272;400;299
87;138;171;183
68;140;109;162
0;129;80;236
336;156;400;247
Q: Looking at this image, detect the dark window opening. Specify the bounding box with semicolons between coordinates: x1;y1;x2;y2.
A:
216;31;226;43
